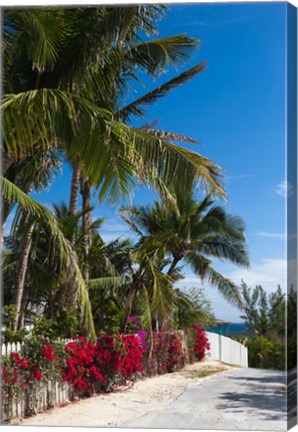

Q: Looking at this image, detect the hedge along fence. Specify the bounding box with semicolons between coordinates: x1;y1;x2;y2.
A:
1;326;210;422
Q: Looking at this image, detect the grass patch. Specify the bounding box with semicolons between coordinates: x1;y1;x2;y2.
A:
180;368;227;379
221;361;242;368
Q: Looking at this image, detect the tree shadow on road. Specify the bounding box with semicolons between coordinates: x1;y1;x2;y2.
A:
228;370;286;385
216;371;286;422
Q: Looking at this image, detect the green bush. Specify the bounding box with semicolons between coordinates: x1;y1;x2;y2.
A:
246;336;285;370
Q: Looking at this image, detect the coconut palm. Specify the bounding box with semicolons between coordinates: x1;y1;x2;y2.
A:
2;149;63;330
120;193;250;331
2;6;227;337
2;6;224;300
2;6;224;210
3;201;122;336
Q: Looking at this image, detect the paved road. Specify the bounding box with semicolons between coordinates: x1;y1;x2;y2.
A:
124;368;287;431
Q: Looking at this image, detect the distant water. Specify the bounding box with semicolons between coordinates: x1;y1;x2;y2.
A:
206;322;248;336
226;322;247;336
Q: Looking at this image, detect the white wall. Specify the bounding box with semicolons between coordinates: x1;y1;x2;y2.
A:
205;331;248;367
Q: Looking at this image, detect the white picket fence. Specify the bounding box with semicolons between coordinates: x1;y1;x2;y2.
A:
205;331;248;367
1;342;22;356
1;339;73;356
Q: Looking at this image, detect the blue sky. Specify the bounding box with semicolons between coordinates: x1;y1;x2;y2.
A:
9;2;289;321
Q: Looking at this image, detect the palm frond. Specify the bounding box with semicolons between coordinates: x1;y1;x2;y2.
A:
136;128;200;144
128;127;226;199
2;89;112;158
199;238;250;268
1;177;67;255
1;177;96;336
69;248;96;339
125;35;199;74
185;250;212;279
137;286;153;333
205;266;243;309
146;258;174;322
117;62;206;122
87;276;124;290
5;9;66;73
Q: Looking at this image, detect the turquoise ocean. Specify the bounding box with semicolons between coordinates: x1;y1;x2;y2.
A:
206;322;248;336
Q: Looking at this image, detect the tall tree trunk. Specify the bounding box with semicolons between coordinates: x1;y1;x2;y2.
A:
81;178;92;281
69;161;81;215
3;154;14;175
121;284;137;334
162;255;182;332
12;219;34;332
167;255;182;277
121;269;142;333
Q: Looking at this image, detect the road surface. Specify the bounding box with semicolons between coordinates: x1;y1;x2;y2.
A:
125;367;287;431
20;365;287;430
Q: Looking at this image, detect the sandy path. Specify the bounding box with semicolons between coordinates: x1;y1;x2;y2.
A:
18;361;235;428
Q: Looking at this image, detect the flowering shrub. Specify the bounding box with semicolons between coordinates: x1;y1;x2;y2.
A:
135;331;187;375
2;353;29;393
62;336;105;395
62;334;144;395
118;334;143;379
94;334;122;390
41;342;57;362
2;327;209;422
2;338;64;417
2;338;64;396
20;338;64;385
193;325;210;360
186;324;210;363
164;332;187;372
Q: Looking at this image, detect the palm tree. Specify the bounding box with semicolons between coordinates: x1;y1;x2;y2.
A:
3;201;108;336
2;6;227;337
87;237;133;333
2;6;225;297
2;149;62;330
2;6;224;211
120;193;250;331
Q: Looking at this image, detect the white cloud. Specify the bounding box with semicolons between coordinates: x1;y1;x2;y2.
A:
275;180;295;198
175;257;292;321
225;258;287;292
176;258;287;294
257;232;285;240
99;219;136;243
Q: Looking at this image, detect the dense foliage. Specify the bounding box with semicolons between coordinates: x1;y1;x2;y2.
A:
240;283;286;370
2;5;250;345
1;5;232;340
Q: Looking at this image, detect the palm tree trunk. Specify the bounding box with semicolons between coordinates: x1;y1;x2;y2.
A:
3;154;14;175
12;218;34;332
81;178;92;281
121;284;137;334
164;255;182;332
121;270;142;333
69;161;81;215
167;256;181;277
